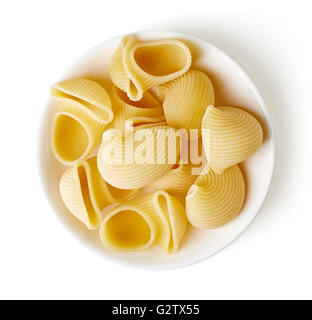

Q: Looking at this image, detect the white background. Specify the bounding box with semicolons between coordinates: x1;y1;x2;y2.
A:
0;0;311;300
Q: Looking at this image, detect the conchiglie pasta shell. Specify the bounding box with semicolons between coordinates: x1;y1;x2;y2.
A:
51;78;113;123
110;35;192;101
110;85;165;133
59;157;137;230
186;165;245;229
51;97;109;165
97;124;180;189
100;190;187;253
202;106;263;173
158;70;214;130
51;79;113;165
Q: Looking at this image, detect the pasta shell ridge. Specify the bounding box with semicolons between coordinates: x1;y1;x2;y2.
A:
51;78;113;124
97;124;180;189
158;69;214;130
202;105;263;173
186;165;245;229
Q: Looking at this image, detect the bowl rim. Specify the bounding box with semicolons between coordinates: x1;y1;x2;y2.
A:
38;30;275;270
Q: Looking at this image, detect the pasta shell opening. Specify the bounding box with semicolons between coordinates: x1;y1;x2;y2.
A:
53;114;89;163
114;85;160;109
110;36;191;101
127;117;165;128
105;182;136;201
77;164;99;227
51;79;114;124
153;191;187;253
60;158;138;230
51;79;113;165
111;85;165;132
103;210;152;250
99;191;186;253
52;89;113;123
128;80;140;101
171;163;180;170
155;194;174;252
133;43;189;77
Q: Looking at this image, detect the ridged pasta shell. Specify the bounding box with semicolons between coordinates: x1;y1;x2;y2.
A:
100;190;187;253
186;165;245;229
51;98;106;165
150;163;197;193
202;106;263;174
158;70;214;130
51;79;114;165
97;124;180;189
51;78;114;124
110;85;165;133
59;157;137;230
109;35;192;101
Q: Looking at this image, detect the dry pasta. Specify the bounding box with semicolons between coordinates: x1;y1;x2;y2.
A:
109;35;192;101
47;35;268;256
150;162;197;193
100;190;187;253
51;79;113;123
97;124;180;189
150;134;206;193
59;157;137;230
186;164;245;229
202;106;263;174
51;79;113;165
110;85;165;133
158;70;214;130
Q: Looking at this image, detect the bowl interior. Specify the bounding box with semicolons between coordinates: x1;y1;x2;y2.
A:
40;31;274;269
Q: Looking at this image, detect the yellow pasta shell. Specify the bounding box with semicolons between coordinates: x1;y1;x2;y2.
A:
202;106;263;174
100;190;187;253
51;78;113;123
186;165;245;229
97;124;180;189
59;157;137;230
150;163;197;193
51;79;114;165
158;70;214;130
110;85;165;133
51;98;105;165
110;35;192;101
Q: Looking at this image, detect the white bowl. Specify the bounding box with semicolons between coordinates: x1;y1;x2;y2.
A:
39;31;275;269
